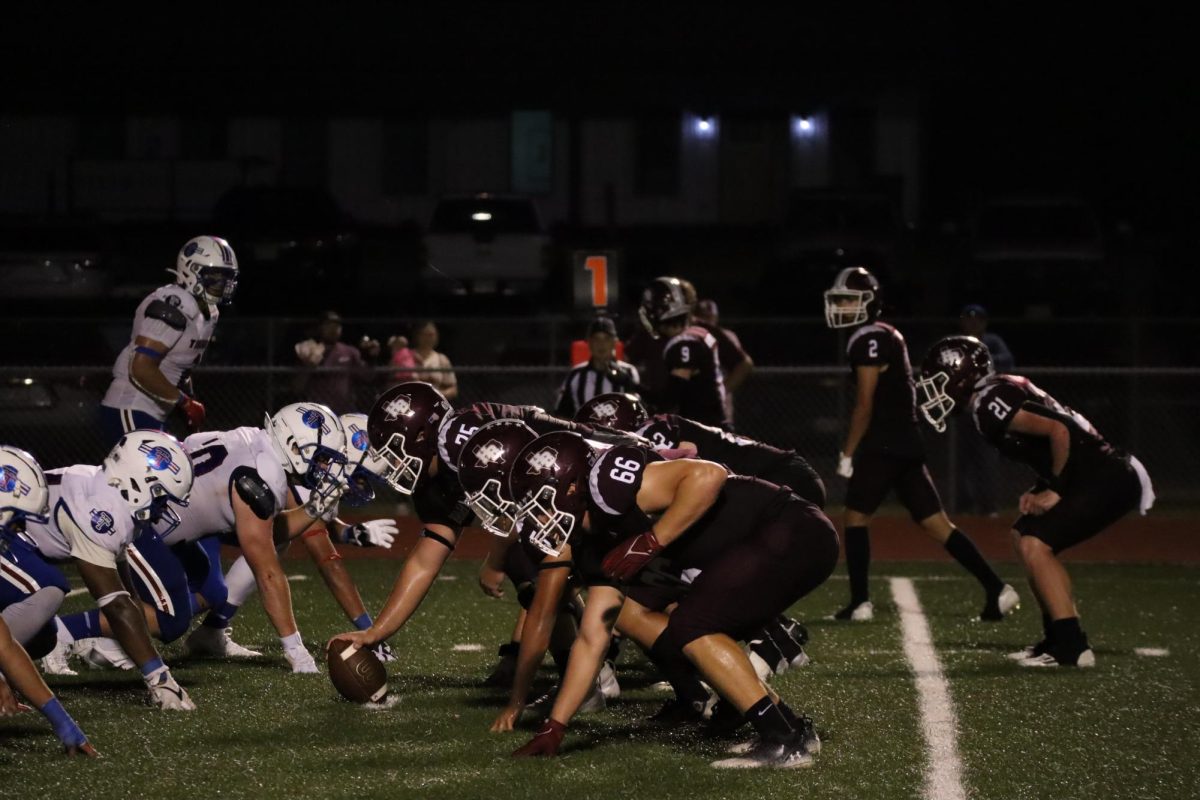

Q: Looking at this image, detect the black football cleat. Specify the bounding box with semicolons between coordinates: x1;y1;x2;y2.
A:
978;585;1020;622
711;732;814;769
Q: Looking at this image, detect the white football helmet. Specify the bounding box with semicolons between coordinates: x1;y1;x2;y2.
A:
265;402;347;516
103;431;193;524
173;235;239;307
0;446;50;534
339;412;389;506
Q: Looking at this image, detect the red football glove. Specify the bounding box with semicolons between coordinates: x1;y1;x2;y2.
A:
512;718;566;758
178;394;206;431
601;531;665;582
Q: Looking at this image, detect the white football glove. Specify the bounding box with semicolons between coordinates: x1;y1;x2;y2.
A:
144;665;196;711
346;520;398;548
836;452;854;479
370;640;398;663
283;638;319;674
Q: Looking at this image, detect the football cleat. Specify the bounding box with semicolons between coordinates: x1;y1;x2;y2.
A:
185;625;263;659
746;637;785;683
75;638;135;671
833;600;874;622
728;715;821;757
1019;644;1096;669
711;733;814;769
1006;640;1050;661
979;584;1021;621
524;682;606;719
40;639;78;676
597;660;621;700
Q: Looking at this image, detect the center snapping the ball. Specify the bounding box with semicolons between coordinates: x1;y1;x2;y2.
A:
326;639;388;703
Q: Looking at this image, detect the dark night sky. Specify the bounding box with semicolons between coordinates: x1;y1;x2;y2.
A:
6;7;1193;228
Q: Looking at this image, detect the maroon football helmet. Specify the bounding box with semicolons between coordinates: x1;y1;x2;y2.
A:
456;419;537;536
507;432;596;556
916;335;994;432
823;266;882;329
638;276;695;337
366;382;453;494
575;392;648;433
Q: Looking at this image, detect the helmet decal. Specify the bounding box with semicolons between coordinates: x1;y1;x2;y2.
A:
140;444;181;475
183;241;200;258
350;429;370;453
472;440;507;467
525;447;559;475
299;407;328;432
587;400;618;424
383;395;413;421
938;347;965;369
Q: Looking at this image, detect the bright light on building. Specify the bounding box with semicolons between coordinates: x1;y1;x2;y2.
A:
471;212;493;222
792;115;817;138
691;116;717;138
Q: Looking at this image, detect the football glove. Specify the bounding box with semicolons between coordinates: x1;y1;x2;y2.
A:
370;640;398;663
512;718;566;758
178;394;206;431
345;519;398;548
144;665;196;711
283;640;319;674
601;531;665;582
836;452;854;479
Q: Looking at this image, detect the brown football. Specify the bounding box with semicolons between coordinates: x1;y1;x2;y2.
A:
326;639;388;703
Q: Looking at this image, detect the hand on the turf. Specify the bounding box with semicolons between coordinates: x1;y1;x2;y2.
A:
601;531;665;582
145;667;196;711
512;719;566;757
478;561;505;598
0;679;21;716
1020;489;1061;516
347;519;398;548
284;643;319;674
836;452;854;478
370;640;398;663
490;703;522;732
65;741;99;758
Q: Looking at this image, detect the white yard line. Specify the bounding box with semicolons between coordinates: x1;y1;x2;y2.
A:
452;643;483;652
1135;647;1169;657
890;577;967;800
65;588;88;598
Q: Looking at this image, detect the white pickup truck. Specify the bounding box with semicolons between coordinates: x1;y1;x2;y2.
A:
421;194;551;295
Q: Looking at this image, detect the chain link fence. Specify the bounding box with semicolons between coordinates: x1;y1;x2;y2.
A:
2;364;1196;510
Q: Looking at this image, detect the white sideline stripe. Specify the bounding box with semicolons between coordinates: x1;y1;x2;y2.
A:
1135;647;1169;657
287;574;309;582
890;577;967;800
452;643;483;652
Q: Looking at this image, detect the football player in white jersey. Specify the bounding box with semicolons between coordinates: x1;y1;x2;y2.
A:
54;403;347;675
24;432;196;710
99;236;238;446
0;446;97;756
192;412;399;663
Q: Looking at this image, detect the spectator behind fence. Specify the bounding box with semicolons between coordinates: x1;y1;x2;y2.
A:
293;310;375;414
954;304;1015;516
553;316;641;418
390;320;458;400
694;298;754;424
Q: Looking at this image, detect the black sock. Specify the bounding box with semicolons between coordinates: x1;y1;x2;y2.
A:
1049;617;1085;649
944;530;1004;595
498;641;519;659
747;696;795;742
648;635;710;708
606;634;624;665
550;648;571;678
1041;613;1054;643
775;700;800;729
845;526;871;604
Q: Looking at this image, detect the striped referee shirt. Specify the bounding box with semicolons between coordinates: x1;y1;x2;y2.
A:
553;359;641;418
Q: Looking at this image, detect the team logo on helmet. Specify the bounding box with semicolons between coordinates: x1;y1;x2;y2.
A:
1;465;31;498
90;509;115;534
472;440;507;467
938;348;965;369
183;241;201;258
525;447;559;475
299;407;327;432
138;443;181;475
383;395;413;422
350;428;370;453
587;400;619;425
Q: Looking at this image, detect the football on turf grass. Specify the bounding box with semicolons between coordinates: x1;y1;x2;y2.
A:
326;639;388;703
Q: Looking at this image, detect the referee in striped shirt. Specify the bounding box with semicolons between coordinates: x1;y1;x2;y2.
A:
553;316;641;418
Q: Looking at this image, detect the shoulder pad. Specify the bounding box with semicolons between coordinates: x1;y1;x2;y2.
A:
144;298;188;330
588;445;649;516
231;466;276;520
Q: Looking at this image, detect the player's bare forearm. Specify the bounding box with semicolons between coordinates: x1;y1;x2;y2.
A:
636;460;727;546
367;534;454;641
306;534;367;621
548;586;622;725
508;565;569;708
252;560;299;638
0;619;53;707
129;345;182;409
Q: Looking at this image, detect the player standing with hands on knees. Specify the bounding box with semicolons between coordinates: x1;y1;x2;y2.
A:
100;236;238;446
824;267;1017;622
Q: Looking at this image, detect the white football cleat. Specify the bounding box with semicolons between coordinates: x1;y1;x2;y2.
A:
40;639;78;676
185;625;263;659
597;660;621;700
75;637;136;670
847;601;875;622
997;585;1021;616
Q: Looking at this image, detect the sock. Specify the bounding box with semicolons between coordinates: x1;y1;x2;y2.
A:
39;697;87;748
944;530;1004;595
353;613;372;631
498;640;519;659
1049;617;1085;649
776;700;801;729
60;609;102;642
1041;612;1054;643
203;601;241;630
747;696;794;742
845;526;871;604
648;634;711;709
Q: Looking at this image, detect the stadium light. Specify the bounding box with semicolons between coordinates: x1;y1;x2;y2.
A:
792;115;817;138
471;212;493;222
692;116;717;138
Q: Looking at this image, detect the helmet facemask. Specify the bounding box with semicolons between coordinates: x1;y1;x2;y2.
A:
517;484;578;557
376;431;425;496
916;371;956;433
198;266;239;306
294;442;347;516
465;477;519;537
824;288;874;328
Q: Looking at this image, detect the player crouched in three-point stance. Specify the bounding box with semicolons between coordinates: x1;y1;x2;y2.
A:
504;432;838;768
24;433;196;709
918;336;1155;667
100;236;238;445
0;447;97;755
824;267;1018;622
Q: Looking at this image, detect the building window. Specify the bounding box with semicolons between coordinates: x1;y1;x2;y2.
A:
382;120;429;195
634;114;681;197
